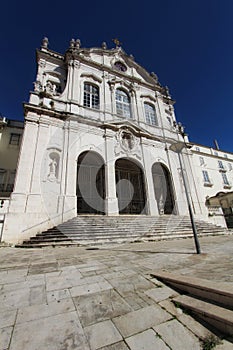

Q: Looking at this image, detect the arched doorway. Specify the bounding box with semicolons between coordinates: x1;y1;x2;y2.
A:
152;163;174;214
77;151;105;214
115;158;146;214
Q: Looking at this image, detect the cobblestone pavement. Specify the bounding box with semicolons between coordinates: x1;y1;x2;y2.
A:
0;234;233;350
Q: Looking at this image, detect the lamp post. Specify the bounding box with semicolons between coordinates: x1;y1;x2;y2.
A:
170;141;201;254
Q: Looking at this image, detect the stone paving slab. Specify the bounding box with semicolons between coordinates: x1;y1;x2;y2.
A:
84;320;122;350
153;319;201;350
10;311;89;350
125;329;170;350
112;305;172;338
0;235;233;349
74;289;132;327
0;326;13;350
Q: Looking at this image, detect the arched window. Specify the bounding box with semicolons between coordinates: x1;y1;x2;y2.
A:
144;103;158;126
115;89;131;119
83;83;99;109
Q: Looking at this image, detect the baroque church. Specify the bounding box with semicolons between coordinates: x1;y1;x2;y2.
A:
0;38;232;244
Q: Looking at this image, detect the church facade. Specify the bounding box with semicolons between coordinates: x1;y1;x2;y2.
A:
1;38;232;244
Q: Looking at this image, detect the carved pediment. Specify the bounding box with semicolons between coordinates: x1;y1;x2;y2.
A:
80;73;102;83
102;120;161;142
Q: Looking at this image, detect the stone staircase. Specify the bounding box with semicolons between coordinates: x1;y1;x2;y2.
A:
151;271;233;336
16;215;228;248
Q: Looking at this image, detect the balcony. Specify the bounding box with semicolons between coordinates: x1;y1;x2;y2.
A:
204;179;213;187
218;165;227;172
223;182;232;189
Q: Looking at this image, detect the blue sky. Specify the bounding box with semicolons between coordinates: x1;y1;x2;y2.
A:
1;0;232;151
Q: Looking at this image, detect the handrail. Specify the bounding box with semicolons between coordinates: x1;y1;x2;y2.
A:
21;207;76;233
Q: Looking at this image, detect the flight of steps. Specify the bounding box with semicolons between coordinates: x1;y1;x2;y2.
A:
151;271;233;336
16;215;228;248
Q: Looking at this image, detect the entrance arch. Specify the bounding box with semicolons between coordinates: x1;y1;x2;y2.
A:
115;158;146;214
77;151;105;214
152;163;174;214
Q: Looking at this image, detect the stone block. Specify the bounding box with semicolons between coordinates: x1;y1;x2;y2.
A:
0;326;13;350
125;329;169;350
10;311;89;350
112;305;172;338
145;285;178;302
73;289;132;327
84;320;122;350
153;319;200;350
16;298;75;323
70;281;112;297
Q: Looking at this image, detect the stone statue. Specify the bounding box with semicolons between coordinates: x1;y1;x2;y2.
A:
48;158;57;180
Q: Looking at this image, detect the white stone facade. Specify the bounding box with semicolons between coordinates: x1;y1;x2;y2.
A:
1;39;232;243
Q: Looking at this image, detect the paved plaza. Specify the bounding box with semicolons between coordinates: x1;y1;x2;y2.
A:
0;234;233;350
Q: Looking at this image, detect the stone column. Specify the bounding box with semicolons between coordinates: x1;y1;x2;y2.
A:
104;129;119;215
141;139;159;215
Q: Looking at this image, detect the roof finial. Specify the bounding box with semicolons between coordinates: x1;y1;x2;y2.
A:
112;38;122;48
41;37;49;49
75;39;81;49
69;38;75;49
102;41;107;49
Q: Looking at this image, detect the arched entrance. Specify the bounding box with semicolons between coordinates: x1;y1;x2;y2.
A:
77;151;105;214
152;163;174;214
115;158;146;214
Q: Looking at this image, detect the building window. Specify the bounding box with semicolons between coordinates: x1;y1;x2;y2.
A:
224;154;228;158
222;173;229;185
214;151;218;156
83;83;99;109
115;89;131;118
195;147;200;152
218;160;224;169
202;170;210;183
9;133;21;145
144;103;158;126
199;157;205;166
228;163;232;171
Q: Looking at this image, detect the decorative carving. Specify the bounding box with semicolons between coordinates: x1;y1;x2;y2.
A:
140;94;156;102
73;60;80;69
115;129;141;159
38;59;46;69
34;80;43;92
80;72;102;83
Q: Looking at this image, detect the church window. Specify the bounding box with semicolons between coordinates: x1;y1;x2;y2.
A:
144;103;158;126
9;133;20;146
83;83;99;109
115;89;131;118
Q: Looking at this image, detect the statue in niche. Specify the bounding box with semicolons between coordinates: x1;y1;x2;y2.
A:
48;157;58;181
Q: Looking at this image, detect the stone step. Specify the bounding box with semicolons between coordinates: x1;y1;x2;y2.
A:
151;271;233;309
173;295;233;336
17;215;228;248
